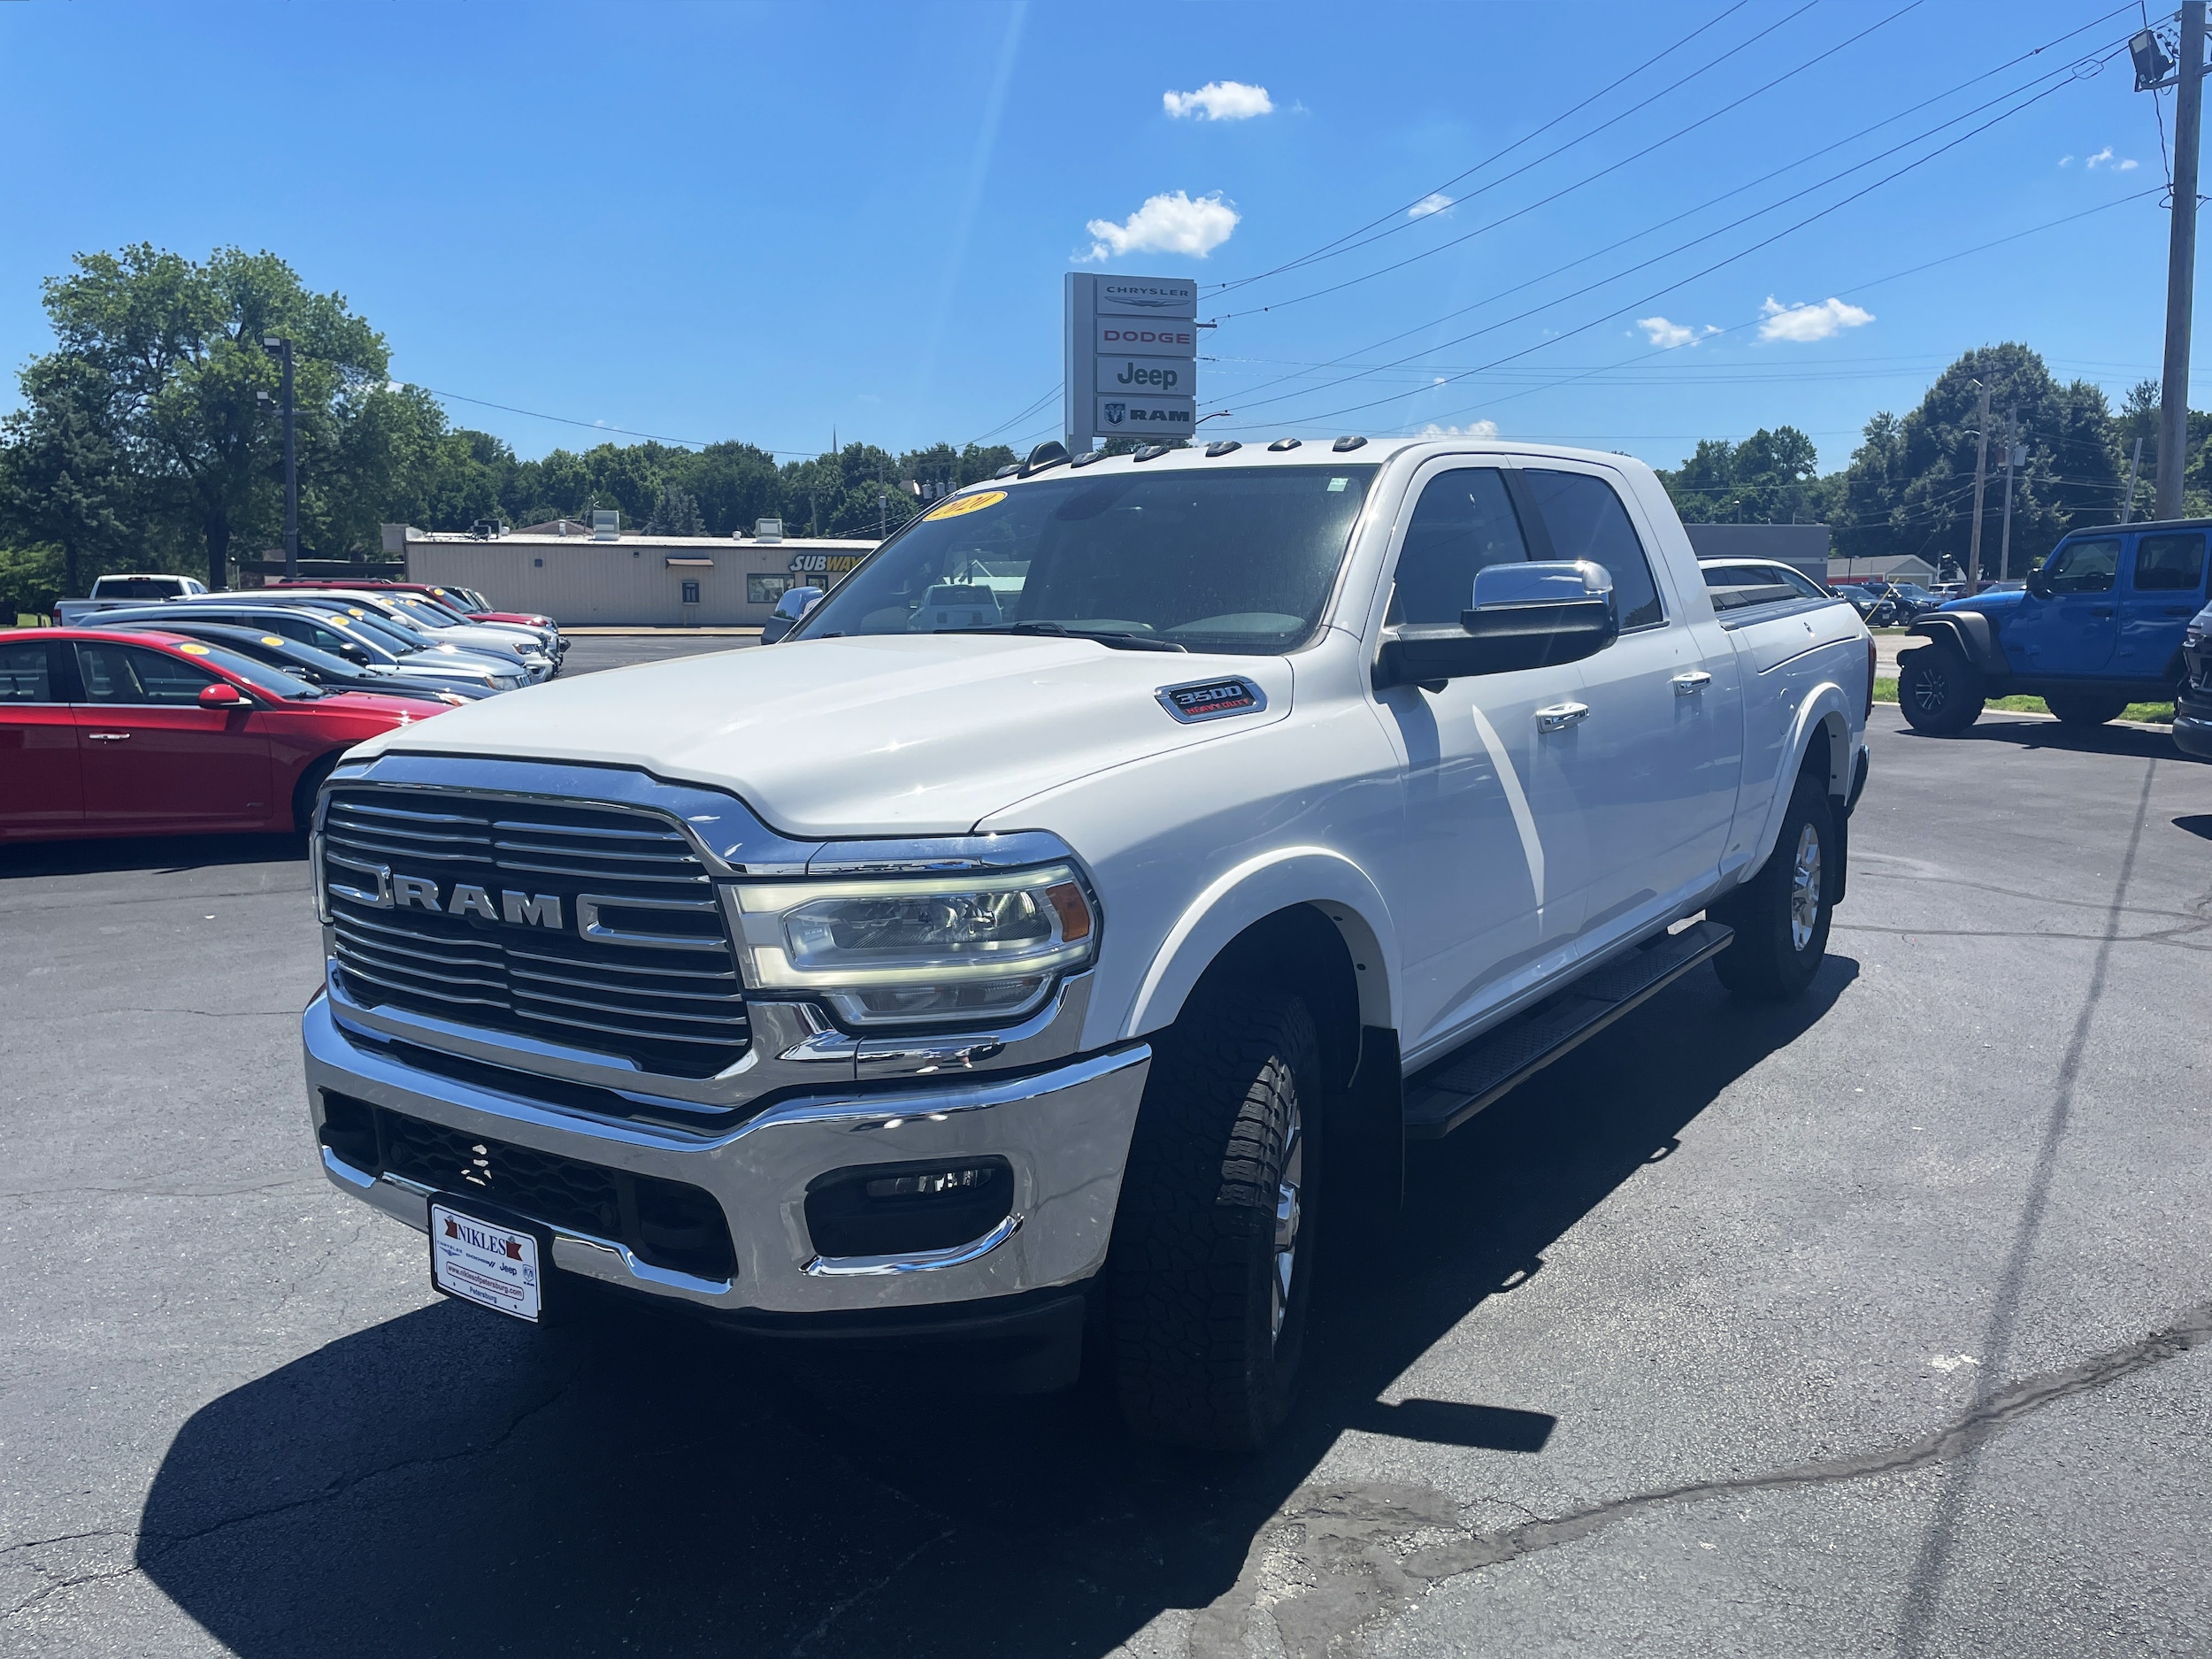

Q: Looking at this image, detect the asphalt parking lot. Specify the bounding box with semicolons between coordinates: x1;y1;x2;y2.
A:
3;686;2208;1657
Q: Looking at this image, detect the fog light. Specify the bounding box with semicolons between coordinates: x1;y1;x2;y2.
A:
864;1165;998;1200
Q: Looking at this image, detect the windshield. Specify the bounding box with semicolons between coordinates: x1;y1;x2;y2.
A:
393;594;478;626
794;464;1379;655
165;639;320;699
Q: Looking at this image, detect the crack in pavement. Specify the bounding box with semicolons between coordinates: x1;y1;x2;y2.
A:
1832;922;2211;949
1193;1301;2212;1658
0;1179;323;1202
787;1528;956;1658
4;1007;298;1021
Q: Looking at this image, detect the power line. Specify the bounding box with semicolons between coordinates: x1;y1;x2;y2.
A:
1214;10;2136;414
1221;23;2132;422
1224;43;2127;434
1210;0;1932;325
964;381;1063;447
1371;183;2162;441
1209;0;1793;299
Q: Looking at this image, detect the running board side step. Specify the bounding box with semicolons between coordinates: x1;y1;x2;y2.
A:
1402;921;1733;1141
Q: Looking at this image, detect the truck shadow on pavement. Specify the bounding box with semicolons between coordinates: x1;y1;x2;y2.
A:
135;958;1856;1658
1901;718;2193;762
0;831;305;879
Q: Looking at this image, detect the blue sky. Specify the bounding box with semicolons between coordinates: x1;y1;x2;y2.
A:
0;0;2193;473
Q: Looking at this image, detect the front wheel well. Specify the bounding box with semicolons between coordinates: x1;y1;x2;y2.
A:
1184;904;1363;1094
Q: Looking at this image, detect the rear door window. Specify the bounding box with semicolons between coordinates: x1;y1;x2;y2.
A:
2133;532;2208;592
0;641;58;702
74;642;219;704
1388;468;1531;625
1520;470;1666;629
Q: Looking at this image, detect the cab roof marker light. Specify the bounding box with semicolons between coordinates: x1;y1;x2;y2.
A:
1268;438;1301;451
992;463;1023;479
1205;441;1242;457
1333;435;1368;452
1133;445;1171;463
1071;450;1106;468
1020;441;1071;477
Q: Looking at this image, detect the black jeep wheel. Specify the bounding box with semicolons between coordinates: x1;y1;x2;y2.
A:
1897;645;1985;735
2043;690;2129;728
1711;772;1836;1002
1110;988;1319;1451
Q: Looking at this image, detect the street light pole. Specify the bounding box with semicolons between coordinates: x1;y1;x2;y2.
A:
2155;3;2206;521
1965;379;1992;595
262;336;297;580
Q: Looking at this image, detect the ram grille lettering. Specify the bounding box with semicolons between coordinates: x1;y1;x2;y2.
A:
502;891;564;929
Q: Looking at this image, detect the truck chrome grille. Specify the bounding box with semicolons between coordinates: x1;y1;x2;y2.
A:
322;788;749;1077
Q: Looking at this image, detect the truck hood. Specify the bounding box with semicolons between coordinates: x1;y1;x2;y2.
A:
352;633;1294;837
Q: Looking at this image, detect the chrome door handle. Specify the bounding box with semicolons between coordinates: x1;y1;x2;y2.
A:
1536;702;1589;733
86;732;132;741
1671;672;1712;696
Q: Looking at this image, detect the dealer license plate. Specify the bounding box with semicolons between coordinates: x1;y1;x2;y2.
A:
429;1202;541;1323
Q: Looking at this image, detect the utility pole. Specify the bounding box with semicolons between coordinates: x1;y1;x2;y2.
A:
2124;434;2145;524
2152;2;2206;520
257;336;297;582
1998;407;2019;580
1965;379;1993;595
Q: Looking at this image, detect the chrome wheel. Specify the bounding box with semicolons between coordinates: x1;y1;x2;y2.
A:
1271;1102;1303;1343
1789;821;1823;953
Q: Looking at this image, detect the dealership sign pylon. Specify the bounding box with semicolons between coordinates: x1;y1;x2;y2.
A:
1064;273;1198;454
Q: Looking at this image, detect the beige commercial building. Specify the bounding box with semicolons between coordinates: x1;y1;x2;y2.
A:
385;523;878;627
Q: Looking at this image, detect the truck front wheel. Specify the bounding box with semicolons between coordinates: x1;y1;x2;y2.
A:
1110;988;1319;1451
1897;645;1984;734
1711;775;1835;1002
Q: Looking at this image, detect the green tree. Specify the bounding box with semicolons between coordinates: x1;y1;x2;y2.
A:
643;481;705;536
1830;345;2121;581
0;353;130;595
24;245;412;587
1657;426;1829;525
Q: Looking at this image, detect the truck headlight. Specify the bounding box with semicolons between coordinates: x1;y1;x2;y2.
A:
727;864;1096;1025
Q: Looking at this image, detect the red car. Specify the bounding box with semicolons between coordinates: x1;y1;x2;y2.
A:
0;627;445;843
262;577;555;632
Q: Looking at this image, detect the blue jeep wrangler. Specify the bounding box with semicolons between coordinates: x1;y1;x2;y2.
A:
1895;518;2210;733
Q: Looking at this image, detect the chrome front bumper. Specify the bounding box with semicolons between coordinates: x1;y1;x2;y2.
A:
303;992;1150;1317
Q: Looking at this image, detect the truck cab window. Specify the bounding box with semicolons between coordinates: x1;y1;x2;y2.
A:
2134;533;2208;592
1387;468;1529;626
1521;469;1666;629
2039;538;2119;594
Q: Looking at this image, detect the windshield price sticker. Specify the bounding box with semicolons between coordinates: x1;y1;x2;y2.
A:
1158;677;1268;723
924;489;1007;523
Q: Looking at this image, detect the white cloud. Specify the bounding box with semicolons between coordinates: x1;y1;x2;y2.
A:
1163;81;1273;121
2119;157;2140;171
1417;420;1499;439
2082;145;2139;171
1637;315;1717;349
1408;193;1455;219
2085;145;2115;167
1079;190;1240;262
2059;154;2074;167
1758;295;1874;343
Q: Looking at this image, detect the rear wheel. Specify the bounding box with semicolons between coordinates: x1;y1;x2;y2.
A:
1711;772;1835;1002
291;753;340;833
1110;988;1318;1451
1897;646;1985;734
2043;690;2128;728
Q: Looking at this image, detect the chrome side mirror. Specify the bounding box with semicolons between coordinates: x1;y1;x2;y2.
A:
1376;560;1620;688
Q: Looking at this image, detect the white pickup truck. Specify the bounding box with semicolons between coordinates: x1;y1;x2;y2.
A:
52;572;208;626
302;437;1873;1448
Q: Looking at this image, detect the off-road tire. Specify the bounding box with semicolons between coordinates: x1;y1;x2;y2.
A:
1897;645;1985;735
2043;690;2129;728
1110;989;1320;1451
291;753;341;834
1711;772;1835;1002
